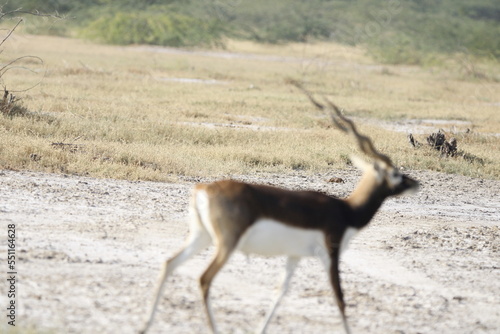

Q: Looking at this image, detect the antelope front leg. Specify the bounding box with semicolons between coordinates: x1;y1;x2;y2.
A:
328;248;351;334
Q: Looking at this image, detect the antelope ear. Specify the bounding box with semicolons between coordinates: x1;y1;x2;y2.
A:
349;154;370;171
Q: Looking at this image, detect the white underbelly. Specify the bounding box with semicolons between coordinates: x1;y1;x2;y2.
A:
237;219;326;257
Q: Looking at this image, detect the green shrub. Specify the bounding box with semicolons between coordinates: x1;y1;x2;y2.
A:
80;11;224;47
22;16;70;37
227;0;334;43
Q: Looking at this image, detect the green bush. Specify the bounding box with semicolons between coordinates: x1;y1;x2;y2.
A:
22;16;70;37
80;11;224;47
226;0;334;43
368;33;425;65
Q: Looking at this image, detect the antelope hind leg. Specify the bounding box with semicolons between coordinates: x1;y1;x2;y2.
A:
257;256;300;334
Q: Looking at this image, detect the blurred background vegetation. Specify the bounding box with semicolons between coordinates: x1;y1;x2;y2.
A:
4;0;500;65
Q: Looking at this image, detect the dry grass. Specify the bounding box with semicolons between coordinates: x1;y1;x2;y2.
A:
0;34;499;181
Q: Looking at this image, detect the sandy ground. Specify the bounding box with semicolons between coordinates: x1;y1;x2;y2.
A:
0;168;498;334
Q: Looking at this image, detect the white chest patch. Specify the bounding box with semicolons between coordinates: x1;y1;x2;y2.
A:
340;226;359;255
237;219;327;257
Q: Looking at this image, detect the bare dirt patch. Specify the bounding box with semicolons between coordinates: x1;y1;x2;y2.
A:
0;169;499;333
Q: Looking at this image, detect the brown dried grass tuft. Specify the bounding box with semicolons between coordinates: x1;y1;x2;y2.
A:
1;90;29;117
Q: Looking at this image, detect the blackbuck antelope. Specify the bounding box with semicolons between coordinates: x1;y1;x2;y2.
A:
140;86;419;334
